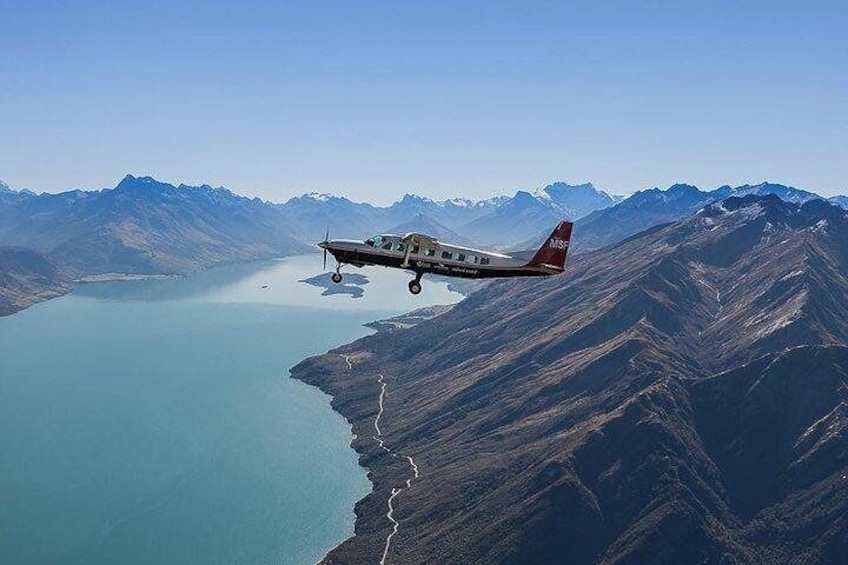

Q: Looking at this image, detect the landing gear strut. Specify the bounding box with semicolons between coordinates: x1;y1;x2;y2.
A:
408;273;423;295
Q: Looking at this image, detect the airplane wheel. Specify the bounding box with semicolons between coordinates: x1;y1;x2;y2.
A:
408;281;422;295
331;272;343;284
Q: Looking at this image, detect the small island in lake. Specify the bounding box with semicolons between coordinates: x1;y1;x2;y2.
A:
299;272;370;298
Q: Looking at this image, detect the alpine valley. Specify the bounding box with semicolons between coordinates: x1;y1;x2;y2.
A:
3;172;848;563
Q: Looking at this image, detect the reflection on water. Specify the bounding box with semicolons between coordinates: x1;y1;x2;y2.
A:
75;253;462;311
298;272;371;299
73;261;270;302
0;255;462;565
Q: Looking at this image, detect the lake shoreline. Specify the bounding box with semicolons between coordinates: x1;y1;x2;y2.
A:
1;254;464;563
289;304;456;564
0;252;318;317
0;284;70;317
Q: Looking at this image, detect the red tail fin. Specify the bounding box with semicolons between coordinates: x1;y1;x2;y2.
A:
526;221;574;272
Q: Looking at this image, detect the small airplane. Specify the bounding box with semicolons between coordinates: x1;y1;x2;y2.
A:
317;221;573;294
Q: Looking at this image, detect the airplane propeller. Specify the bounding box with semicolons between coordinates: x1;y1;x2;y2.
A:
322;227;329;271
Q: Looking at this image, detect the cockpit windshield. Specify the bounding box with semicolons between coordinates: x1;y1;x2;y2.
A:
365;235;383;247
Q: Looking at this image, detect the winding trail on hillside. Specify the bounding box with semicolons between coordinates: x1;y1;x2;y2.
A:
341;354;419;565
373;375;391;453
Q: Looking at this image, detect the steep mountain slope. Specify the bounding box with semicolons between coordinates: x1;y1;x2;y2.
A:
0;175;308;276
0;247;69;315
292;195;848;564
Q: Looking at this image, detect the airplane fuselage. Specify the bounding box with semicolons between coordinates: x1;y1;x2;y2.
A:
318;222;573;294
322;236;555;280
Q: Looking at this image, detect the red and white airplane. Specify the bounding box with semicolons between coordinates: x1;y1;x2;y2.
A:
317;221;574;294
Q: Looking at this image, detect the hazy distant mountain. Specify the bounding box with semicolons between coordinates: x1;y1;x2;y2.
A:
278;192;497;244
292;195;848;564
461;183;615;247
278;182;615;248
277;180;829;252
830;195;848;209
0;175;309;277
381;194;498;233
0;247;69;315
537;181;617;218
460;190;563;247
278;192;384;242
713;181;822;203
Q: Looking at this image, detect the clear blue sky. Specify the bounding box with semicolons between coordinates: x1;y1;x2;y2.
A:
1;0;845;202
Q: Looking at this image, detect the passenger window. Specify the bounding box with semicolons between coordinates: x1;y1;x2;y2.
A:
480;257;490;265
381;241;393;250
457;253;466;262
395;243;405;252
441;250;453;260
467;255;477;264
412;245;420;254
365;239;375;247
425;248;436;257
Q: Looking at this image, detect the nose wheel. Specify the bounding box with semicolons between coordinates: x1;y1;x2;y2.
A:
408;273;423;295
331;271;343;284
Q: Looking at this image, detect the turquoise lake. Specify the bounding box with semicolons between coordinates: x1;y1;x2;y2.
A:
0;255;461;564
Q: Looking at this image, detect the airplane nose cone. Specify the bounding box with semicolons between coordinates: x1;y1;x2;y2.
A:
317;241;328;249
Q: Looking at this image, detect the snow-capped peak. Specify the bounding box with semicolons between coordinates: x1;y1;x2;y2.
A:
304;192;335;202
444;197;476;207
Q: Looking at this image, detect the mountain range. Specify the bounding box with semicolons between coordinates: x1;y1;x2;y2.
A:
291;194;848;564
1;174;846;317
0;176;621;313
0;175;309;277
278;181;618;247
270;179;846;254
564;182;844;254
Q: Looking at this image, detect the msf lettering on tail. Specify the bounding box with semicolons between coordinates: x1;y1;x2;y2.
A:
527;221;574;273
